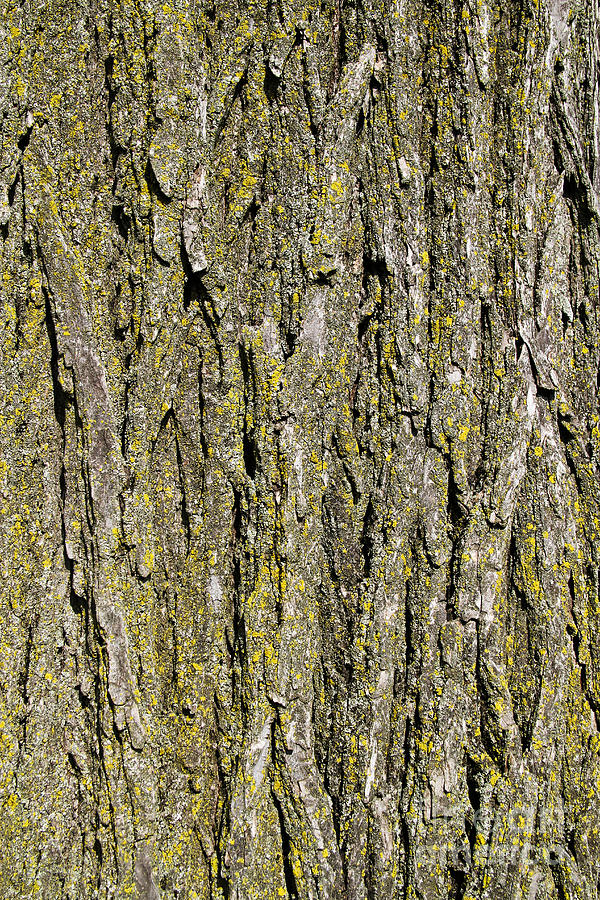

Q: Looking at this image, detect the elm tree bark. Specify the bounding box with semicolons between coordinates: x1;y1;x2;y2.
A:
1;0;600;897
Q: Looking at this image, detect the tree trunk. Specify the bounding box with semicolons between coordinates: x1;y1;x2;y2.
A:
1;0;600;897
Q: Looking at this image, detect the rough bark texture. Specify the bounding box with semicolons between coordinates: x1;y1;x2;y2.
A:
1;0;600;897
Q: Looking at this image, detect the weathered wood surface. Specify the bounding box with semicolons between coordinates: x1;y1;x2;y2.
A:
1;0;600;896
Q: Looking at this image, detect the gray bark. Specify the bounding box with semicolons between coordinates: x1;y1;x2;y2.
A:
1;0;600;897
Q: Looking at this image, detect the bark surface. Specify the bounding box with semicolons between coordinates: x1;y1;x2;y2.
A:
1;0;600;897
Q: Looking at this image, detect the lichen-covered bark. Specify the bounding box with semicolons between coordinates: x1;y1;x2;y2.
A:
1;0;600;896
